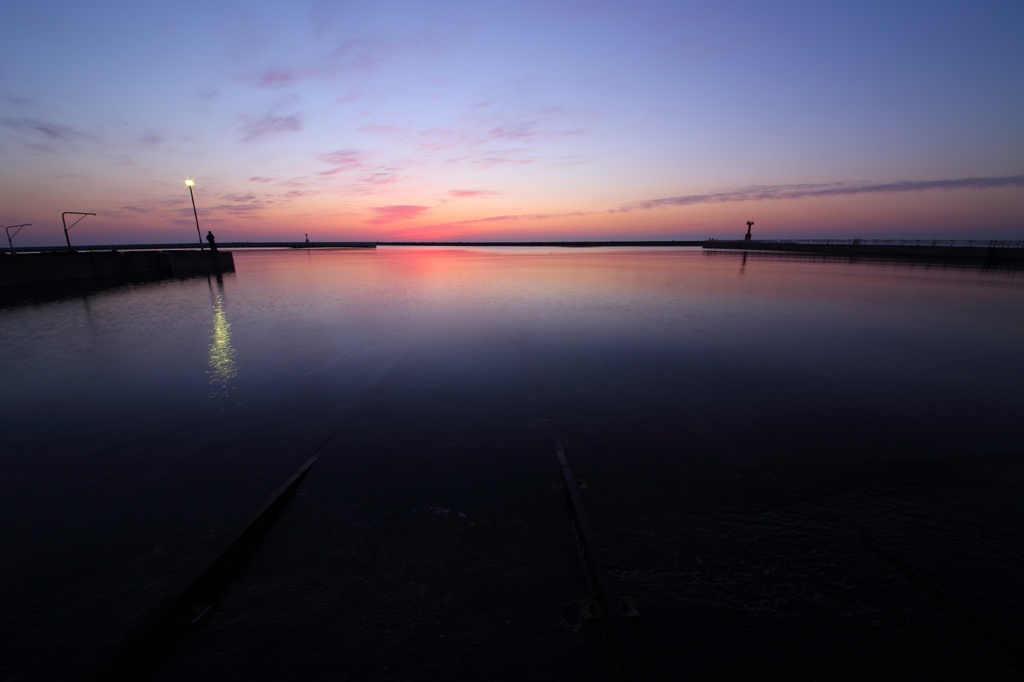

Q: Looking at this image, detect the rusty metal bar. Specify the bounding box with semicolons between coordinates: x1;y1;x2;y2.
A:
91;449;322;680
551;430;638;681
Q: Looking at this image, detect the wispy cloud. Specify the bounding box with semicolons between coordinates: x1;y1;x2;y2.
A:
489;121;537;141
136;131;164;148
369;204;429;224
4;95;35;107
257;68;303;89
238;113;303;142
414;210;595;232
445;150;535;170
357;100;584;167
221;192;260;203
2;116;99;151
489;119;584;142
448;189;499;198
358;169;401;187
388;173;1024;235
358;124;406;136
314;149;405;196
249;176;274;183
622;175;1024;211
318;149;366;175
212;198;273;215
477;210;592;224
359;123;473;153
2;117;98;142
249;37;410;91
110;195;196;222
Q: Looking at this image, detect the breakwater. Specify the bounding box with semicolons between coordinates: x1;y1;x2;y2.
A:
704;239;1024;264
0;250;234;289
11;241;375;252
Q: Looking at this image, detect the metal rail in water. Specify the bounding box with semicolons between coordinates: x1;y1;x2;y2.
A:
550;428;638;681
91;449;322;681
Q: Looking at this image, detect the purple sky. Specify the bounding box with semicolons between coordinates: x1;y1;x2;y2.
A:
2;0;1022;245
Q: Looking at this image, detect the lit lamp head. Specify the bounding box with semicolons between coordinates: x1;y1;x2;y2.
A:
185;178;195;187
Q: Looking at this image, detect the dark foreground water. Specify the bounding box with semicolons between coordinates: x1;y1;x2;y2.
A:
1;247;1023;679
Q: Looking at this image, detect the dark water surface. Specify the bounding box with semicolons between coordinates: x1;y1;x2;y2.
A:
2;247;1022;679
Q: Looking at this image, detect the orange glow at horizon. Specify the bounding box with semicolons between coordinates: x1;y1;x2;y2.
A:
10;181;1021;247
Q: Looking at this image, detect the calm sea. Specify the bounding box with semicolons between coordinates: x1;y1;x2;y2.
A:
2;247;1022;679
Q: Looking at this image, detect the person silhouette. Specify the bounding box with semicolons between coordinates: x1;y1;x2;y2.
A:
206;230;217;251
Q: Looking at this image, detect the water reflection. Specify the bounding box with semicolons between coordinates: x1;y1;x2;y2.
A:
207;278;237;398
4;247;1024;679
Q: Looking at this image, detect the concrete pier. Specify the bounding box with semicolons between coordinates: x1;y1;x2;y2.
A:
704;239;1024;264
9;241;375;253
0;250;235;288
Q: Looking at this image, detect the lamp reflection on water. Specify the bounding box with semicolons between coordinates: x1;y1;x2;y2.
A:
207;281;237;398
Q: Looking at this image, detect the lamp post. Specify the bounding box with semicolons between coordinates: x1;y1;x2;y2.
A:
62;212;96;251
185;178;203;250
4;223;31;255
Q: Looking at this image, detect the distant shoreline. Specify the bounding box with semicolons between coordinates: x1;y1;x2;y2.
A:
377;240;705;247
4;238;1021;255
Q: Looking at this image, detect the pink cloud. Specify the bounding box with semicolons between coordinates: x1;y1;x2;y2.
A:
211;200;271;215
277;178;313;189
283;190;318;199
473;154;534;169
369;205;429;225
358;124;407;136
257;68;302;88
221;192;259;202
392;210;595;236
318;149;365;175
448;189;499;198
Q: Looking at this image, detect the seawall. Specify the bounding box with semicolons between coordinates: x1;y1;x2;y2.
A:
704;240;1024;264
0;250;235;288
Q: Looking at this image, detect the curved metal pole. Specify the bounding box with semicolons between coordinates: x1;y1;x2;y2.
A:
62;212;96;252
5;223;31;255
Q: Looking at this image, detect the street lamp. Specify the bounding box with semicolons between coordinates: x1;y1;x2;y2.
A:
62;212;96;252
185;178;203;250
4;223;31;255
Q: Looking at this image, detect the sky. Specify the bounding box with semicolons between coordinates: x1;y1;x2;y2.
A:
2;0;1023;245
